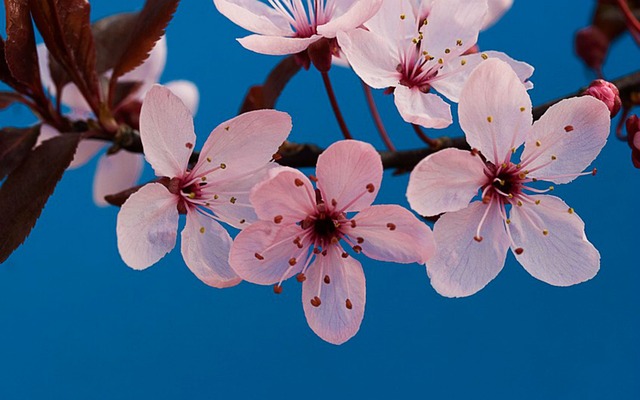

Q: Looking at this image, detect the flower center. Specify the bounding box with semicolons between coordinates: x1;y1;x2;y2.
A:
313;212;338;238
270;0;334;38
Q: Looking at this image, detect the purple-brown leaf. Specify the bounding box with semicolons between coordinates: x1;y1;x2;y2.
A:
108;0;180;101
91;12;139;75
0;125;40;180
0;132;80;263
3;0;44;97
239;55;301;113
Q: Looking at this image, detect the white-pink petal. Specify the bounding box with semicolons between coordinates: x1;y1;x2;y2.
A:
249;167;316;225
428;201;509;297
116;183;179;270
508;195;600;286
70;139;107;169
336;29;400;89
229;220;306;285
422;0;487;56
181;210;241;288
523;96;610;184
394;85;452;129
363;0;418;44
140;85;196;178
164;80;200;115
238;34;321;56
481;0;513;30
317;0;383;38
93;151;144;207
213;0;294;36
407;148;486;217
302;247;365;345
348;205;435;264
121;35;167;90
193;109;291;182
316;140;382;212
459;58;532;164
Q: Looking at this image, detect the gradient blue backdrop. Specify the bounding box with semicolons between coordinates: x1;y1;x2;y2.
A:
1;1;638;398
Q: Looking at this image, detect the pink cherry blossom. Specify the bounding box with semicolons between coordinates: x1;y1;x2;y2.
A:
229;140;435;344
37;37;200;206
337;0;533;129
482;0;513;29
213;0;382;56
406;59;610;297
116;85;292;288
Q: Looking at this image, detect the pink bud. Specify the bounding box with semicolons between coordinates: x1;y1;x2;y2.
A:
583;79;621;117
575;26;609;72
625;115;640;168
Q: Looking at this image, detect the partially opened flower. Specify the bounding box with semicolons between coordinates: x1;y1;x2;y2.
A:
406;59;610;297
230;140;434;344
213;0;382;56
338;0;532;129
116;85;291;287
37;37;199;206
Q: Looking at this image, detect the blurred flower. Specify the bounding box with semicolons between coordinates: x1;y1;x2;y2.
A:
230;140;434;344
627;115;640;168
575;26;610;75
117;85;291;287
213;0;382;56
407;59;610;297
37;37;199;206
583;78;621;117
338;0;533;129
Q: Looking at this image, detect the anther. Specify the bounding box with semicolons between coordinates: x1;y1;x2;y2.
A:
471;148;479;156
330;237;339;245
474;235;483;242
535;140;541;147
568;208;574;214
310;296;321;307
445;48;451;54
288;258;297;266
273;284;283;294
239;219;246;224
331;199;337;207
481;53;488;60
294;178;304;187
230;197;237;204
386;223;396;231
517;201;523;206
321;249;328;256
438;58;443;64
353;245;362;253
549;186;554;191
542;229;549;236
220;163;227;169
214;194;219;199
313;247;321;254
309;175;318;182
461;59;467;66
201;176;207;181
487;116;493;123
366;183;375;193
564;125;574;132
456;39;463;46
515;247;524;255
296;273;306;282
535;200;541;205
506;219;511;224
199;227;205;234
350;220;357;228
342;252;349;258
185;142;193;149
274;215;283;224
551;155;557;160
400;13;405;20
520;107;526;112
206;157;212;162
188;192;196;199
254;253;264;260
592;168;597;176
345;299;353;310
324;275;331;284
356;237;364;244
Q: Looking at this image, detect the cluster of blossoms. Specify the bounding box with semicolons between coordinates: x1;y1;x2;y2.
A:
108;0;612;344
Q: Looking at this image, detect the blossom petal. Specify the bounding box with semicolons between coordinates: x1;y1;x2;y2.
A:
229;220;307;285
509;195;599;286
205;164;278;229
407;148;486;216
318;0;383;38
192;109;291;182
238;34;321;56
459;58;532;164
70;139;107;169
181;210;241;288
302;247;365;345
164;80;199;115
522;96;610;184
116;183;179;270
93;151;144;207
428;201;509;297
213;0;293;36
336;29;400;89
37;44;55;95
432;50;534;103
347;205;435;264
422;0;487;56
394;85;452;129
363;0;417;44
140;85;195;178
482;0;513;30
249;167;316;225
316;140;382;212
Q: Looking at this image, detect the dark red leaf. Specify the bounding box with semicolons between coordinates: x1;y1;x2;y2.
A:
3;0;44;97
29;0;100;109
91;12;139;75
0;125;40;180
108;0;180;101
239;55;301;113
0;132;80;263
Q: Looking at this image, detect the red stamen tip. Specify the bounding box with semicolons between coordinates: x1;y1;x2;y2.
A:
474;235;483;242
515;248;524;255
366;183;375;193
254;252;264;260
273;284;283;294
323;275;331;284
294;178;304;187
274;215;283;224
345;299;353;310
296;273;306;282
386;223;396;231
310;296;321;307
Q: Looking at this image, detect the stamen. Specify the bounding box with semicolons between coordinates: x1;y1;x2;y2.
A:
289;258;297;266
310;296;321;307
386;223;396;231
294;178;304;187
273;284;283;294
324;275;331;284
345;299;353;310
564;125;574;132
356;237;364;244
274;215;283;224
353;245;362;253
296;273;306;282
475;196;494;243
254;253;264;260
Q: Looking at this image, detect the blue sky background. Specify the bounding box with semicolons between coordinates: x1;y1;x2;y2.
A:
1;1;639;398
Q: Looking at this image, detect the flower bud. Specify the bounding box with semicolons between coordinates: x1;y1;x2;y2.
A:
626;115;640;168
575;26;609;72
583;79;621;117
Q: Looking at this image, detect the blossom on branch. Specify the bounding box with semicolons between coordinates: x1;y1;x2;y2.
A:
229;140;435;344
116;85;291;287
338;0;533;129
37;37;199;206
406;59;610;297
